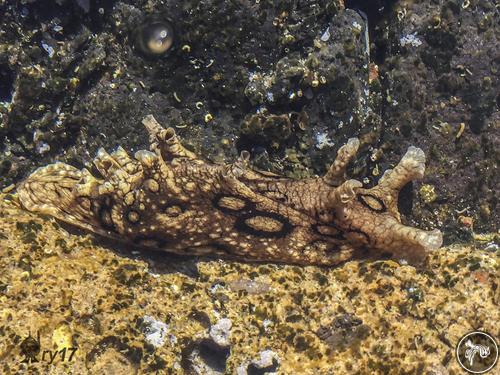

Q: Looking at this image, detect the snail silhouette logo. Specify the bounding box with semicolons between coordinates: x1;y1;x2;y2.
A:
19;331;41;363
456;331;498;374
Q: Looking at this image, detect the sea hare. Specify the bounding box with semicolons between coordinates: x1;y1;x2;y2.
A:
17;115;442;266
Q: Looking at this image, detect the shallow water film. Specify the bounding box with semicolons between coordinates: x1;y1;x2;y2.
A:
0;0;498;374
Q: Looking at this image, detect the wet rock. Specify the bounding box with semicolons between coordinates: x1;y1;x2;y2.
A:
237;350;280;375
316;313;371;350
181;338;230;375
378;0;499;234
209;318;232;349
140;315;169;348
228;279;271;295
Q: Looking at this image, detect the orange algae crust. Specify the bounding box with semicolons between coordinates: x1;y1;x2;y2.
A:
0;195;498;374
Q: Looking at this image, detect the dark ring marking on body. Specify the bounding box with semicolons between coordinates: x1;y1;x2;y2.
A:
311;224;346;240
157;199;187;216
357;194;386;213
92;198;118;232
234;210;293;238
212;193;250;214
163;204;185;217
98;207;115;231
125;209;140;224
346;228;371;244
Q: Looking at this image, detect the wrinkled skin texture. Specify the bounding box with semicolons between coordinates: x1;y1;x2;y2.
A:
18;116;442;266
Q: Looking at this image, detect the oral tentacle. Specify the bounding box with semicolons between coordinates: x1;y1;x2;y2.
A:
142;114;198;161
368;146;427;218
378;146;426;192
323;137;360;186
332;179;363;204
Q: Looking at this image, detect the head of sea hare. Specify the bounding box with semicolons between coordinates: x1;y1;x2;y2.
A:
326;146;443;264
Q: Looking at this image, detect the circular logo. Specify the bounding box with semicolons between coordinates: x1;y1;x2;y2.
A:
456;331;498;374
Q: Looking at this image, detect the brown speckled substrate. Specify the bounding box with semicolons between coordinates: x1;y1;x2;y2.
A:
0;194;498;374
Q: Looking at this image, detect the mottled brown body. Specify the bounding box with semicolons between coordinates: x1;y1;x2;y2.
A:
18;115;442;266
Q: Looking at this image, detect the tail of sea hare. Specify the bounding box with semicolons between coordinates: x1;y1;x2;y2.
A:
17;163;99;234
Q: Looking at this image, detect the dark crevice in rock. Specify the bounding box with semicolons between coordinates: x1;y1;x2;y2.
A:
344;0;400;154
198;339;230;372
397;182;414;217
17;0;118;35
247;358;280;375
344;0;398;64
0;64;15;103
180;338;230;374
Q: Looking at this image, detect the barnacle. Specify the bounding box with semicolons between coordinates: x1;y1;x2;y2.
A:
133;18;174;57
